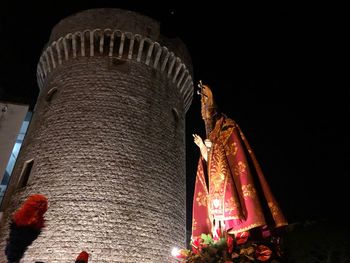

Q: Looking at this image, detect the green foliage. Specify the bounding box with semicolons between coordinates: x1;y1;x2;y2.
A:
200;234;214;245
173;233;284;263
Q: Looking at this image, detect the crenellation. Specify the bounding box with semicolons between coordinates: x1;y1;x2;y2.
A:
152;42;162;68
173;59;183;83
167;53;177;77
37;28;193;111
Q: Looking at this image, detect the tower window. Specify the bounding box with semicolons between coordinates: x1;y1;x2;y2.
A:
46;87;58;102
172;107;179;123
18;159;34;188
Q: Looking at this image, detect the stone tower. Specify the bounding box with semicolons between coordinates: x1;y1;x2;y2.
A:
0;8;193;262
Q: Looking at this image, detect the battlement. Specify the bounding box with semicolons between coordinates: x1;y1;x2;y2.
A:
37;9;193;112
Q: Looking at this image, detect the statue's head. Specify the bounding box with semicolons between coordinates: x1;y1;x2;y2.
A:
198;82;217;121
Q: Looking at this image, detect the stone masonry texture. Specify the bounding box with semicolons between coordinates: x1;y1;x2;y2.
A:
0;8;193;262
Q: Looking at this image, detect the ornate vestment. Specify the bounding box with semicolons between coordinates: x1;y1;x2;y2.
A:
192;115;288;238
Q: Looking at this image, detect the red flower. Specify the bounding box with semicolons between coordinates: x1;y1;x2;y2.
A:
191;237;203;254
75;251;89;263
255;244;272;261
226;235;234;254
12;194;48;229
235;231;249;245
261;225;272;239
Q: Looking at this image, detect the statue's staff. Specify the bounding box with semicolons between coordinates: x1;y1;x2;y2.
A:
194;80;220;237
197;80;211;139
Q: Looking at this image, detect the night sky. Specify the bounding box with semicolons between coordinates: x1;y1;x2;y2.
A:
0;1;348;230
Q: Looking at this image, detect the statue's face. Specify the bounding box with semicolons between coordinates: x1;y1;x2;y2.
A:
201;85;214;120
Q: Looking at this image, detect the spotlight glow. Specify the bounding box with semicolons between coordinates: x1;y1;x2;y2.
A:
171;247;180;257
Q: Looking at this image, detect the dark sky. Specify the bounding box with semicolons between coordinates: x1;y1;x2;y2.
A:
0;1;348;229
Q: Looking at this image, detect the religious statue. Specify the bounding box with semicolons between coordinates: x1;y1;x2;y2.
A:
191;82;288;241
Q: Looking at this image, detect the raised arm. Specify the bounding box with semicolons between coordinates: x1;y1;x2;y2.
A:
193;134;208;161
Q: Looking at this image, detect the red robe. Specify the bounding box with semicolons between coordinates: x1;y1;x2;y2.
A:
192;115;288;238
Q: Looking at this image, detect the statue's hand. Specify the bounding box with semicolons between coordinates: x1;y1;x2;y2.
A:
193;134;204;148
193;134;208;161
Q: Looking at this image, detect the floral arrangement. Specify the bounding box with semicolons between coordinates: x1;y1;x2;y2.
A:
172;232;283;263
4;194;89;263
75;250;89;263
5;194;48;263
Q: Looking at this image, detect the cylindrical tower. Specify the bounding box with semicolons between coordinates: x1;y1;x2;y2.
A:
0;8;193;262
